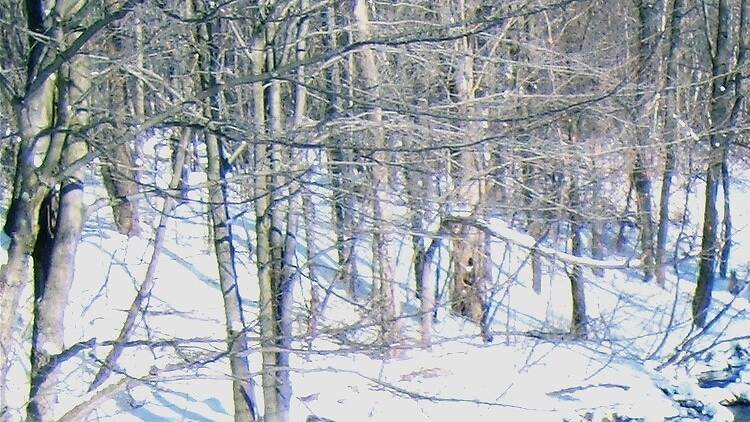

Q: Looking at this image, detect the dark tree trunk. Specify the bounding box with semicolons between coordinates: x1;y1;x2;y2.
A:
655;0;684;288
719;137;732;279
101;143;140;236
191;2;257;418
450;225;486;323
632;154;655;282
693;0;737;327
615;183;633;253
693;157;721;327
568;187;587;337
630;0;663;283
591;218;605;278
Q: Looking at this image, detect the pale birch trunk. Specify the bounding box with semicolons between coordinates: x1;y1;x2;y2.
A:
249;20;294;419
28;48;90;419
351;0;400;346
0;0;94;416
265;35;294;422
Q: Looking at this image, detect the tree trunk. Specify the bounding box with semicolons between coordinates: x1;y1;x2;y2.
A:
591;218;605;278
28;93;89;421
655;0;684;288
88;128;190;392
206;132;257;422
294;2;321;345
192;3;257;419
590;152;605;279
655;145;676;287
693;152;722;327
720;0;750;279
101;142;140;236
615;183;633;253
569;210;587;337
2;0;101;415
419;238;438;347
0;1;58;404
693;0;737;327
446;0;488;328
265;34;295;422
302;188;321;345
631;0;662;283
450;226;486;323
529;220;545;292
100;27;140;237
351;0;400;347
632;154;655;282
719;156;731;279
522;161;546;291
407;169;437;346
322;5;360;297
249;18;295;419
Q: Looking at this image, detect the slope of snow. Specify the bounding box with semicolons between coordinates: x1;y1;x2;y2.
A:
3;156;750;421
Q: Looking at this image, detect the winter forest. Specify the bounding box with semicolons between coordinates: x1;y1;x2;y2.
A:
2;0;750;420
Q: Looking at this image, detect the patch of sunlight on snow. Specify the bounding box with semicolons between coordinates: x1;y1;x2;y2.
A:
287;338;680;421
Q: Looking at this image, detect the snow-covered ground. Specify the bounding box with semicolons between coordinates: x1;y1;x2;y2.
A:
3;152;750;422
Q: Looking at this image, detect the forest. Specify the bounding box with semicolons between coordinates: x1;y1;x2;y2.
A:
1;0;750;420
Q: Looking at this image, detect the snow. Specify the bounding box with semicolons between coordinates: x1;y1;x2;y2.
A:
4;155;750;421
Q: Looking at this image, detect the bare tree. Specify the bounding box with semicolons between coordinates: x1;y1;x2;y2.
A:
351;0;401;347
630;0;662;283
655;0;685;288
693;0;746;327
1;1;139;415
444;0;491;332
191;1;257;418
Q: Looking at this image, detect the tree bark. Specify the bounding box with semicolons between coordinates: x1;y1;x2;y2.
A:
720;0;750;280
445;0;488;328
321;5;360;297
568;203;587;337
631;0;661;283
100;26;140;237
693;0;737;327
250;16;296;419
351;0;400;347
192;2;257;419
655;0;684;288
265;30;295;422
28;59;89;420
591;218;605;278
719;155;732;279
1;0;104;415
406;164;437;346
101;143;140;236
0;3;57;405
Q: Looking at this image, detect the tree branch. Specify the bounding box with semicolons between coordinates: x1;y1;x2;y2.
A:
25;0;143;100
441;216;642;270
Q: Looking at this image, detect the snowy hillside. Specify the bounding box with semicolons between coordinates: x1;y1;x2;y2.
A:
3;168;750;422
3;1;750;421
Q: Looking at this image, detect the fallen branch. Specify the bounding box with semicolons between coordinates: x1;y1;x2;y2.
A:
547;383;630;398
657;285;748;371
55;378;132;422
442;216;642;270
